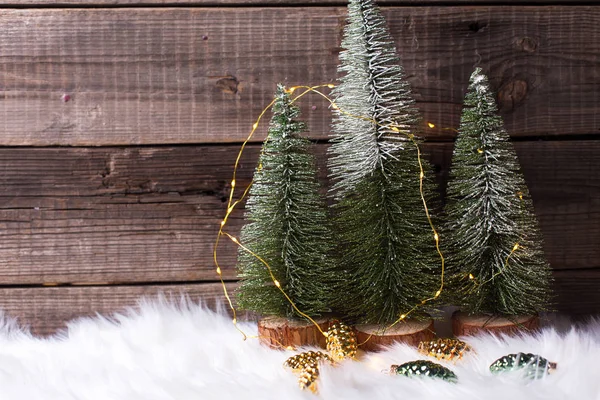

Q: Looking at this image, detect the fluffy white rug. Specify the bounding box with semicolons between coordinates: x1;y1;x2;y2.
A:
0;300;598;400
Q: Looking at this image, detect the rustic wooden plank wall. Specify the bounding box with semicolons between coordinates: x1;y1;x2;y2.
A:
0;0;597;335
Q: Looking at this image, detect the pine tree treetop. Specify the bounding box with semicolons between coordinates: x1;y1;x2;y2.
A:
328;0;422;199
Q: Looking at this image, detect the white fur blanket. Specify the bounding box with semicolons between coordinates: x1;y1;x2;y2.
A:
0;300;598;400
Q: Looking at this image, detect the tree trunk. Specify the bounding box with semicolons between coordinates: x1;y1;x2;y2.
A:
452;311;539;336
258;316;329;349
355;317;435;352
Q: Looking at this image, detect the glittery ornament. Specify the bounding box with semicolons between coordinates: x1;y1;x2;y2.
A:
418;338;472;361
284;351;334;371
284;351;334;392
391;360;458;382
326;321;357;361
298;361;320;392
489;353;557;379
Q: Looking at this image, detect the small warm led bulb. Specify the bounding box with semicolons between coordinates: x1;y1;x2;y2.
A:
231;180;236;188
232;318;237;324
435;290;441;297
420;172;425;179
477;148;484;154
220;220;225;226
427;122;435;128
231;236;238;244
331;103;339;110
513;243;520;251
434;233;439;241
391;127;400;132
216;267;222;275
252;123;258;130
327;84;335;88
399;314;406;320
274;280;281;288
469;273;475;280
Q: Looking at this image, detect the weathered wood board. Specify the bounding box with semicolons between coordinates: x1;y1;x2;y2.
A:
0;3;596;335
0;282;238;336
0;269;596;335
0;1;584;5
0;141;595;285
0;7;597;144
553;269;600;317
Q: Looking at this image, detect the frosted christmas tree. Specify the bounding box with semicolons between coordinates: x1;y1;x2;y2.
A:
327;0;439;328
444;68;552;321
236;85;336;321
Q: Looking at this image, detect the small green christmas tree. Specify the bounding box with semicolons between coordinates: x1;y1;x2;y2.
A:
444;68;552;316
236;84;335;318
328;0;439;324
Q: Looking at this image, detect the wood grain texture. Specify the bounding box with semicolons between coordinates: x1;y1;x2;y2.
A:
0;282;237;336
451;312;539;337
0;140;597;284
553;269;600;317
0;0;583;4
355;319;436;351
0;7;598;144
258;316;329;349
0;268;598;335
0;146;257;284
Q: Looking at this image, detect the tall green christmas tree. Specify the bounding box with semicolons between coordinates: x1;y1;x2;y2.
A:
236;85;336;318
328;0;439;324
444;68;552;316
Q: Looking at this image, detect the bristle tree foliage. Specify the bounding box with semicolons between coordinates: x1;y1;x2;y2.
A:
327;0;439;324
236;85;336;318
444;68;552;316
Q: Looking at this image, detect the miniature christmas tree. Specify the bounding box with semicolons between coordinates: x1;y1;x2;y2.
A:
444;68;552;316
236;84;335;319
328;0;439;324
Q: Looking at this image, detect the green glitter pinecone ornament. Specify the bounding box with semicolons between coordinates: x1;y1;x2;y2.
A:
326;321;357;361
489;352;557;379
418;338;472;361
391;360;457;382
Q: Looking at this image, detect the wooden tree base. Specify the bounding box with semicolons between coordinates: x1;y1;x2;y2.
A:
452;311;539;337
258;316;329;349
354;318;435;352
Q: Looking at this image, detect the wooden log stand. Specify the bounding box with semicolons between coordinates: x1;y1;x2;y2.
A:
258;316;330;349
354;318;435;352
452;311;539;337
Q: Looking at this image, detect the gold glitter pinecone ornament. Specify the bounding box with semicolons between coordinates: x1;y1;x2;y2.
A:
326;320;357;361
284;351;334;371
418;338;472;361
284;351;334;392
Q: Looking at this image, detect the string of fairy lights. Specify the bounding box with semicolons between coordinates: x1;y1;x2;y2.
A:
212;83;523;347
